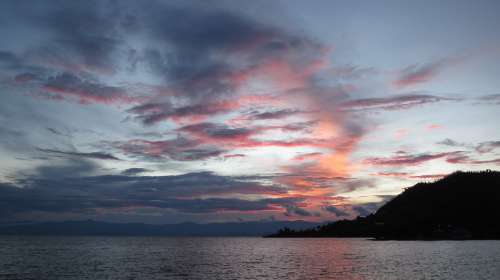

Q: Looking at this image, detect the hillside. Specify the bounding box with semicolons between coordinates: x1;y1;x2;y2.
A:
268;170;500;239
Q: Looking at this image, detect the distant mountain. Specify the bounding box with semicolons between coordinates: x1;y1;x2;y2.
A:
0;220;320;236
268;170;500;239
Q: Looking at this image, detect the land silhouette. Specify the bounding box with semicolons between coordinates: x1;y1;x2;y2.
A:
268;170;500;239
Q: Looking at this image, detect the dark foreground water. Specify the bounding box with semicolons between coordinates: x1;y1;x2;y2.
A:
0;237;499;280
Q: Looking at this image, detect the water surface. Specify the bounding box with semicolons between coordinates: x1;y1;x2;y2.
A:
1;237;499;279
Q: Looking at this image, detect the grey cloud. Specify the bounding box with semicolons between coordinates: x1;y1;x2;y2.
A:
352;206;370;217
437;138;468;147
113;137;226;161
478;94;500;105
179;122;253;139
247;108;304;120
476;141;500;153
284;205;312;217
43;72;132;104
127;101;235;125
393;58;461;88
37;148;121;161
341;94;454;111
31;0;122;73
323;205;349;217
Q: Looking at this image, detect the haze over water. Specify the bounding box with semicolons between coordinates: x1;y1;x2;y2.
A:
1;237;500;280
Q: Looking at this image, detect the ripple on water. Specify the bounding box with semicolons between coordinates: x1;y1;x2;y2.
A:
0;237;499;279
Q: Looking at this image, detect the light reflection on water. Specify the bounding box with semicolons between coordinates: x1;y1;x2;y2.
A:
1;237;499;279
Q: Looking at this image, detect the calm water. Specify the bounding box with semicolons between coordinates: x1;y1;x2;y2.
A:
0;237;499;280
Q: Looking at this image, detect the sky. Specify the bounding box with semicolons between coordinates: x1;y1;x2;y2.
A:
0;0;499;224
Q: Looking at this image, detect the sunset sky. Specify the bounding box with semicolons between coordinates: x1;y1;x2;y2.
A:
0;0;499;224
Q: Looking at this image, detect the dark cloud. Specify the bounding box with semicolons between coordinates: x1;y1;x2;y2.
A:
37;148;121;161
0;162;297;220
121;168;150;176
139;4;320;99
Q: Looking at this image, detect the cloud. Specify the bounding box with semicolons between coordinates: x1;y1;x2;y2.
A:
0;51;23;69
476;141;500;153
43;72;135;104
223;154;246;159
284;205;312;217
352;205;374;217
46;127;67;137
330;65;377;80
139;3;323;99
409;174;447;180
177;122;323;149
293;152;323;161
114;137;226;161
323;205;349;217
246;108;305;120
364;151;461;166
37;148;121;161
340;94;452;111
121;168;150;176
478;94;500;105
0;160;301;220
446;154;500;165
179;122;254;141
437;138;469;147
438;138;500;154
127;100;238;125
393;57;462;88
374;172;447;180
30;0;122;74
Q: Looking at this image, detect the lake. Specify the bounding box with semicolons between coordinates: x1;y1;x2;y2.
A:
0;237;499;279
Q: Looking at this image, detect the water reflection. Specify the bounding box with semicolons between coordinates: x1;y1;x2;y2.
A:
0;237;499;279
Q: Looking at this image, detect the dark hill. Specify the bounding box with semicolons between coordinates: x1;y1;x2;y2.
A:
268;170;500;239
